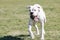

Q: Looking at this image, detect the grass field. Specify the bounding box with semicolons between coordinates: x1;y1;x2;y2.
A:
0;0;60;40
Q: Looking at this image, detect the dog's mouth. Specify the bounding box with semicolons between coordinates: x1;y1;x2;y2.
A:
30;15;38;21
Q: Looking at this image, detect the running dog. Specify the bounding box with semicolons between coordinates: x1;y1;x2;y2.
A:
28;4;46;40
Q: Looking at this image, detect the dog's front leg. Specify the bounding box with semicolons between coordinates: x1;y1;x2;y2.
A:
28;25;35;39
40;21;45;40
28;19;35;39
35;24;39;35
33;21;39;35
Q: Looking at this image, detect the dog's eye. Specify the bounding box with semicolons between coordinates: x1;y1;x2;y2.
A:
34;9;36;11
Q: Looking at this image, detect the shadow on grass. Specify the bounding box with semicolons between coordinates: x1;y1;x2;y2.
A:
0;35;30;40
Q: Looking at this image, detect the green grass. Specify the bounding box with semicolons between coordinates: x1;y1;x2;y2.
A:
0;0;60;40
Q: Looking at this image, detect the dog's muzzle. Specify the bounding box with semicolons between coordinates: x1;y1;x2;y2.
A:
30;12;34;20
30;12;38;21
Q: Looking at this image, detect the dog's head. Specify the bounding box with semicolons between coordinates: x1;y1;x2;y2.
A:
28;5;40;16
28;4;40;21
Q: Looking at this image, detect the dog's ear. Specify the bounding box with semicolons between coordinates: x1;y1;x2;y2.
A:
37;5;40;9
34;4;40;8
34;4;41;12
37;5;43;12
27;5;32;9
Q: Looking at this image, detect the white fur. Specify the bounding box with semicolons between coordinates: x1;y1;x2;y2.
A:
28;4;46;40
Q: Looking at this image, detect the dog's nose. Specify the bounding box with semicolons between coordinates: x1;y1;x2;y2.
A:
30;12;33;15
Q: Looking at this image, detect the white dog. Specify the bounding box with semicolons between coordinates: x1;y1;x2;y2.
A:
28;4;46;40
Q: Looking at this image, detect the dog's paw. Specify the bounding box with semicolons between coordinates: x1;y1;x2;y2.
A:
31;35;35;39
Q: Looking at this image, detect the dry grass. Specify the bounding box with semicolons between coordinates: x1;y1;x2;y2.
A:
0;0;60;40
